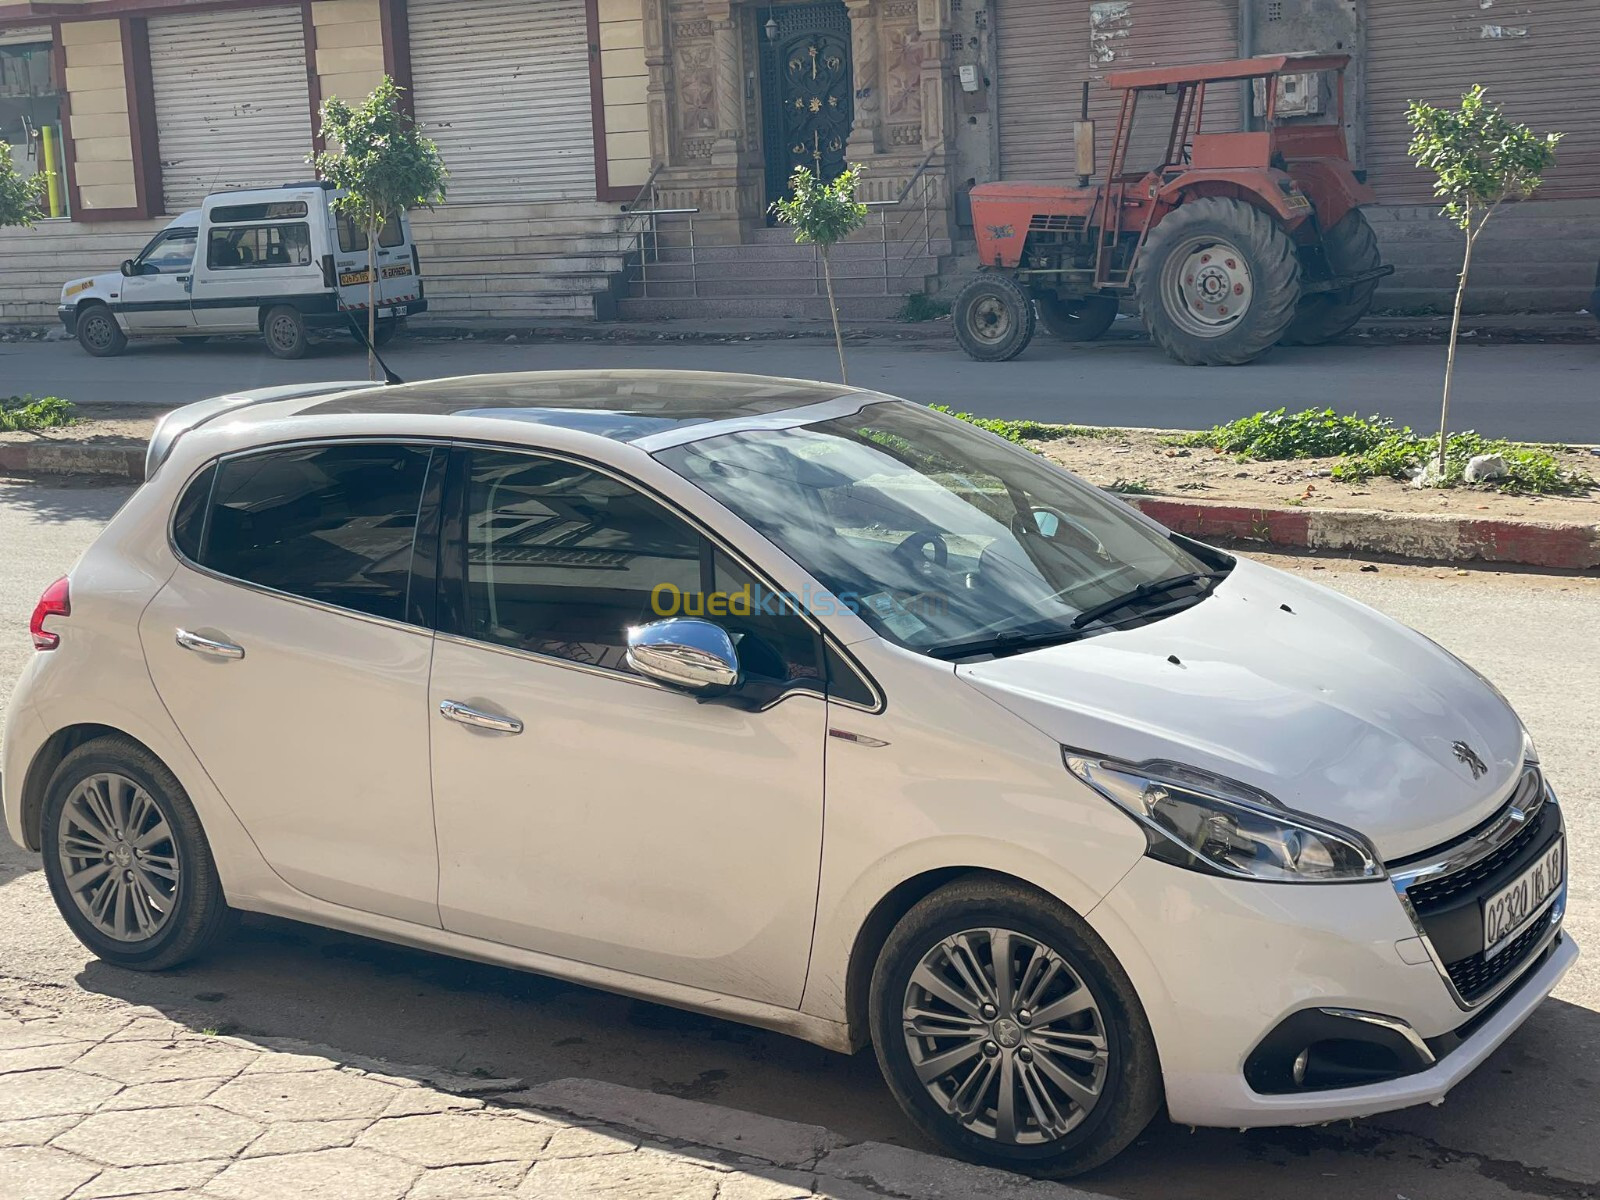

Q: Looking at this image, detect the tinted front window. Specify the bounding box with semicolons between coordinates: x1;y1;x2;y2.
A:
455;449;821;686
136;228;197;274
196;444;432;623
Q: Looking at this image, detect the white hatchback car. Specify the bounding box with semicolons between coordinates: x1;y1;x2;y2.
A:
3;372;1575;1176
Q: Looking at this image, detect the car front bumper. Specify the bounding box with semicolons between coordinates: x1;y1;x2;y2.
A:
1089;854;1576;1128
57;306;76;337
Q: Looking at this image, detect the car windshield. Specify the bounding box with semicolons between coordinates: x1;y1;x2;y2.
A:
655;400;1227;657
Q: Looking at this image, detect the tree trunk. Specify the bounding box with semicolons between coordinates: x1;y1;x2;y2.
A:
1436;228;1476;477
366;217;379;382
821;244;847;385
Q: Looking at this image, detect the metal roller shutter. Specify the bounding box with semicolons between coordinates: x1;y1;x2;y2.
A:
1366;0;1600;202
408;0;595;203
148;8;313;214
997;0;1237;183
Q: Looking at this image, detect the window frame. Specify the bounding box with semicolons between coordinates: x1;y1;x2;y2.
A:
435;441;883;712
166;438;448;634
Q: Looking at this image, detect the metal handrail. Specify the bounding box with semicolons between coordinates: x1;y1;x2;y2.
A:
620;162;664;215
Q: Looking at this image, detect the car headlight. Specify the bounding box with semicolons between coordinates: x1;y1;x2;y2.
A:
1064;752;1383;884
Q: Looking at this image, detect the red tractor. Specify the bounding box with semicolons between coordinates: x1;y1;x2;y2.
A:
956;53;1392;366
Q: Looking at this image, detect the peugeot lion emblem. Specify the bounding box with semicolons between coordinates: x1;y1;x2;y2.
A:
1452;740;1488;780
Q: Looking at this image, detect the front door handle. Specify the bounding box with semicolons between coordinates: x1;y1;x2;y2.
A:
175;629;244;660
439;700;523;735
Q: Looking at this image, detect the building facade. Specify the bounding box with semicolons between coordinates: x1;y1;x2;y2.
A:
1;0;1596;327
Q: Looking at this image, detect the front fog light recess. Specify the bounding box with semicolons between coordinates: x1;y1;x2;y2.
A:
1064;753;1381;883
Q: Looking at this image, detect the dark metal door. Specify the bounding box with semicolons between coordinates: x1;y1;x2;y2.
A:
760;2;854;204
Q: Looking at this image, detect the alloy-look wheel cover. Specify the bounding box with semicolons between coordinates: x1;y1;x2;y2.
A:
902;927;1110;1145
57;772;180;943
1162;235;1254;338
267;314;300;354
81;314;116;352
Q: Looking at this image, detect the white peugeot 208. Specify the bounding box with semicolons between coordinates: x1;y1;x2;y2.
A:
2;372;1575;1176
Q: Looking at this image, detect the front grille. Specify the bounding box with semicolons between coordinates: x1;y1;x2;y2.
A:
1404;790;1544;910
1443;915;1555;1004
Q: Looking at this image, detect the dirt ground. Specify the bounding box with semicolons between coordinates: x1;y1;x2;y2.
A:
1038;428;1600;522
5;407;1599;525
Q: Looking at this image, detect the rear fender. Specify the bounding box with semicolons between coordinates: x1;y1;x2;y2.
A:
1285;160;1378;230
1158;170;1312;230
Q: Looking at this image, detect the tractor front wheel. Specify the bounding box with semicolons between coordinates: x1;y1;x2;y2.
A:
1037;292;1119;342
1134;197;1301;366
1280;209;1382;346
954;273;1037;362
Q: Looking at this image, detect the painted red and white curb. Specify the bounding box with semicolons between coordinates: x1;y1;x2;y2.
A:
3;442;1595;570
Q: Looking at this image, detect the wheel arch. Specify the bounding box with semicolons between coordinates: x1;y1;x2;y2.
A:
20;722;141;851
1158;173;1309;229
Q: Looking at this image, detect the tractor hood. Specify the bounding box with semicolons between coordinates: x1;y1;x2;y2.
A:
956;558;1526;861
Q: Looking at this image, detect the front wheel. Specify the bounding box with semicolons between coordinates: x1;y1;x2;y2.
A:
76;304;127;358
1036;293;1119;342
1134;196;1301;366
953;274;1037;362
40;735;234;971
262;305;309;359
869;876;1162;1178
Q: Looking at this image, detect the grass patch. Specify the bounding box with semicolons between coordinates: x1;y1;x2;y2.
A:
0;395;77;432
898;292;952;322
1107;477;1156;495
930;405;1111;446
1183;407;1593;496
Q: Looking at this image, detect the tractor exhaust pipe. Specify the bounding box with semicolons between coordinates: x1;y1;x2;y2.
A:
1075;80;1096;186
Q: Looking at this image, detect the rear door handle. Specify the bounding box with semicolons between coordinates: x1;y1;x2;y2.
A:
439;700;523;735
175;629;244;660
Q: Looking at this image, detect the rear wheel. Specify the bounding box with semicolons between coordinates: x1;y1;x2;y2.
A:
869;876;1162;1178
1036;293;1119;342
40;736;234;971
1280;209;1382;346
1134;196;1300;366
954;274;1037;362
76;304;127;358
262;305;308;359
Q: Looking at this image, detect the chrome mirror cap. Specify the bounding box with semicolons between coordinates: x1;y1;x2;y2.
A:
626;618;742;695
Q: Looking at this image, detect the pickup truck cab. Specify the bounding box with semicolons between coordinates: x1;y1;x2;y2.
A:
59;182;427;359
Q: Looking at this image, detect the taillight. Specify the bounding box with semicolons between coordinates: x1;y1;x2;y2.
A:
30;576;70;651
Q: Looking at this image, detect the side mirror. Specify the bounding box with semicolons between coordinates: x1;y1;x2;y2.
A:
120;259;139;277
626;618;741;695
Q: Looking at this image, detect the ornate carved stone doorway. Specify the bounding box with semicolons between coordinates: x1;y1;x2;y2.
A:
758;2;853;205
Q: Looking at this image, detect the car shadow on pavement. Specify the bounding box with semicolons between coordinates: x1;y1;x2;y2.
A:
0;478;133;524
66;909;1600;1200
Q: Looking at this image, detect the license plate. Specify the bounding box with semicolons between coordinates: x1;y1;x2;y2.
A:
1483;839;1562;958
387;305;407;317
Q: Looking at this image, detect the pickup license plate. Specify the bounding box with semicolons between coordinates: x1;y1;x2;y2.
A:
386;305;407;318
1483;839;1562;958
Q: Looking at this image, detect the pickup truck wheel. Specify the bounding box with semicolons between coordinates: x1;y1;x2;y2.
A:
1280;210;1382;346
1134;197;1300;366
955;274;1037;362
262;305;309;359
76;304;127;358
1036;294;1119;342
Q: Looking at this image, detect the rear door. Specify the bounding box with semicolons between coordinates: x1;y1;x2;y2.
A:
333;211;421;320
193;201;325;332
140;441;444;926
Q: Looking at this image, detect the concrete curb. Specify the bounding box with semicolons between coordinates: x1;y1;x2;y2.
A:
1128;496;1600;571
4;440;1595;570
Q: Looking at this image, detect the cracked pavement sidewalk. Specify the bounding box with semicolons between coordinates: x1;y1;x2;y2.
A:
0;989;1110;1200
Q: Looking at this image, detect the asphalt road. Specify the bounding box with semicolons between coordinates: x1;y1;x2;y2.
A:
2;478;1597;1200
2;331;1597;442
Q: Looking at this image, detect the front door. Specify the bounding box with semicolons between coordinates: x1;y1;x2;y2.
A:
118;226;198;333
427;447;827;1007
760;1;854;205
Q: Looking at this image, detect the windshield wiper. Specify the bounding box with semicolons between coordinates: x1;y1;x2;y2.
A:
1070;570;1229;631
926;626;1087;661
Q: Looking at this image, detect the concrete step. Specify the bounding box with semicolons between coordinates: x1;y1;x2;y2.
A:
619;295;907;320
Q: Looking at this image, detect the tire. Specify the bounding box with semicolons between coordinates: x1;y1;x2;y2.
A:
1279;209;1382;346
1133;196;1301;366
76;304;127;358
262;305;309;359
1036;293;1119;343
39;735;234;971
954;274;1037;362
869;876;1162;1178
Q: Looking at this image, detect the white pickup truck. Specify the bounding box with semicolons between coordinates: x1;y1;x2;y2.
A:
58;182;427;359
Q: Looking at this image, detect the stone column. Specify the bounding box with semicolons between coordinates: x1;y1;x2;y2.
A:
846;0;881;159
643;0;674;170
705;1;744;167
917;0;951;153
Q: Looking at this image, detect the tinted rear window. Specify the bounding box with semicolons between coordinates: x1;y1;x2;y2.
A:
182;444;432;624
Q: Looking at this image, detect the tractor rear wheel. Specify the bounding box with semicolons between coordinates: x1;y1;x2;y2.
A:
954;273;1037;362
1134;197;1301;366
1280;209;1382;346
1037;293;1119;342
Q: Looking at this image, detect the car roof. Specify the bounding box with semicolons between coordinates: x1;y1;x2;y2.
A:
272;370;877;446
